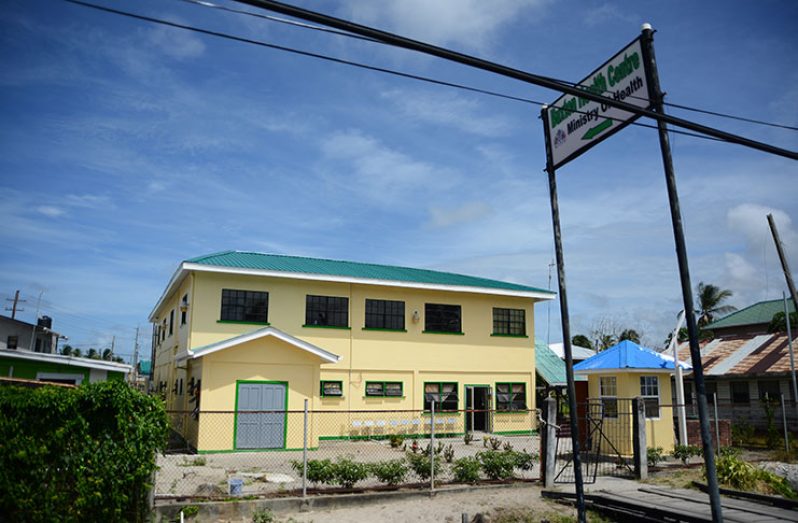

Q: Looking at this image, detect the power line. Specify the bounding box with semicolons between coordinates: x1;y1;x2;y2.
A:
65;0;722;143
229;0;797;160
176;0;798;133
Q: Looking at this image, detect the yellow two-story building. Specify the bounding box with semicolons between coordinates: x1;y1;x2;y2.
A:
150;251;554;452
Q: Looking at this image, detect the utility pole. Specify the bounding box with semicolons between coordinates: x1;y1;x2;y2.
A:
28;291;44;351
5;290;24;319
110;335;116;357
768;214;798;316
133;326;140;383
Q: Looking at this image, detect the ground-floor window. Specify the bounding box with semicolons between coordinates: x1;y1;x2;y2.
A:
424;382;458;411
599;376;618;418
365;381;403;397
640;375;660;418
731;381;750;404
320;380;343;397
496;382;527;410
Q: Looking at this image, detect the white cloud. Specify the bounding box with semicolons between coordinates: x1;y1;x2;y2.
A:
428;202;492;228
320;130;459;206
581;3;639;27
36;205;65;217
342;0;549;51
380;89;512;136
145;19;205;60
65;194;114;210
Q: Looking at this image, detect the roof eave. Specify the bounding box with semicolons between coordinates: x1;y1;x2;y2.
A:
183;262;556;300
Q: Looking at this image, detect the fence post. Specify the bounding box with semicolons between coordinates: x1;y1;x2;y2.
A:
544;396;557;488
712;392;734;456
430;400;435;495
302;399;308;498
782;393;790;454
632;397;647;480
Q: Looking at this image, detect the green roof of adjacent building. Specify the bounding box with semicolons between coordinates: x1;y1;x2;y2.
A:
186;251;554;295
534;339;586;386
705;298;795;330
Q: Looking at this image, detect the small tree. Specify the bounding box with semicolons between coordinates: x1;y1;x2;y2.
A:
571;335;593;350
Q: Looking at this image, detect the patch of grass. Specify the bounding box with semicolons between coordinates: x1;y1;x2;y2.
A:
644;466;705;490
179;456;207;467
491;508;612;523
180;505;199;518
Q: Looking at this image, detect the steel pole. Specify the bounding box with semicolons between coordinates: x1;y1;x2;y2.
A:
430;400;435;494
302;399;308;498
783;292;798;427
540;107;586;523
669;310;688;445
640;24;722;522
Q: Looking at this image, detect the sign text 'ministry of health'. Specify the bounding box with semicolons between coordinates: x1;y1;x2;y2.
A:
545;38;651;169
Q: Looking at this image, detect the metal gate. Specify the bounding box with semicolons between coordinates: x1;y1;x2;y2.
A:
235;382;286;449
554;399;634;483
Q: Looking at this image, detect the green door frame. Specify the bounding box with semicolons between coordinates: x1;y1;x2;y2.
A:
233;380;289;451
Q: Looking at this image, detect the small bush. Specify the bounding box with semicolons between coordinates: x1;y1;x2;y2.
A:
388;434;405;449
672;445;701;465
452;457;481;484
405;451;444;481
647;447;664;467
512;449;538;471
251;508;274;523
484;436;502;450
713;452;757;490
181;505;199;518
290;458;335;486
331;457;370;488
463;432;475;445
731;421;755;446
370;459;408;486
477;450;516;480
443;444;455;463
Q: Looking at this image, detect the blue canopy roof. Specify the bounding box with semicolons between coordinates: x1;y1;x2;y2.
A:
573;340;691;373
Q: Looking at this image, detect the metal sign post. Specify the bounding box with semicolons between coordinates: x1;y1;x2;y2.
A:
541;106;586;523
639;24;722;521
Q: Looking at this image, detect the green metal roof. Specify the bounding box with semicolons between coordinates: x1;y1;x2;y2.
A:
137;360;151;374
534;339;586;386
186;251;553;295
706;298;795;330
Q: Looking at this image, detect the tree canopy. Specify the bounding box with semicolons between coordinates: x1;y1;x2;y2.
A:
696;282;736;327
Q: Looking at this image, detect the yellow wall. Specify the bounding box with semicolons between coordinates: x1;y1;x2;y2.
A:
586;371;675;456
151;269;544;450
196;336;322;451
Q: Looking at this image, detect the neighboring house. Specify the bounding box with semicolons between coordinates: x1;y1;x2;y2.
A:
150;251;554;452
534;339;587;407
548;342;597;364
0;314;61;353
0;349;131;385
676;298;796;428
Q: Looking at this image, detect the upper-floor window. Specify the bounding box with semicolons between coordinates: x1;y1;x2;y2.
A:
424;303;462;333
305;295;348;328
161;320;166;341
365;299;405;330
640;375;660;418
6;336;18;349
221;289;269;323
169;309;174;336
180;294;188;326
493;308;526;336
758;380;780;403
496;382;527;411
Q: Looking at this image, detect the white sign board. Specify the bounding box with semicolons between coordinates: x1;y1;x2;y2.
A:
545;38;651;169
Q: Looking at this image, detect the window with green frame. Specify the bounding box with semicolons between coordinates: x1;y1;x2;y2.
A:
320;380;343;397
365;381;403;397
492;308;526;336
424;382;458;411
496;382;527;411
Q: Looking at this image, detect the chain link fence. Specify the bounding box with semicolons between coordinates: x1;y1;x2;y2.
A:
156;407;540;500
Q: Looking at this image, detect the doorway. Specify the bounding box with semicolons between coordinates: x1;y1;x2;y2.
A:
465;385;491;433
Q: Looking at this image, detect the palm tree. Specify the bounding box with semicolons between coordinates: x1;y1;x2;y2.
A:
618;329;640;344
571;335;593;350
102;348;113;361
60;344;74;356
86;348;99;360
696;282;736;327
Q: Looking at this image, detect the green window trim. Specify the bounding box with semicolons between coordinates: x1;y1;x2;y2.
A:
490;333;529;338
422;330;465;335
217;320;271;326
424;381;459;412
302;324;351;330
495;382;527;412
365;381;404;397
361;327;407;332
320;380;344;397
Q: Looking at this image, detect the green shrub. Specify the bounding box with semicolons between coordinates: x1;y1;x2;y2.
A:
181;505;200;518
290;458;335;486
713;452;757;490
331;457;370;488
512;449;538;471
477;450;516;480
388;434;405;449
731;421;755;446
251;508;274;523
0;380;168;523
405;451;444;481
647;447;664;467
451;456;481;484
463;432;475;445
671;445;701;465
443;444;455;463
370;459;408;486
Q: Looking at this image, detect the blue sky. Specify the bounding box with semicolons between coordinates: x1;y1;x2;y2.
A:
1;0;796;361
